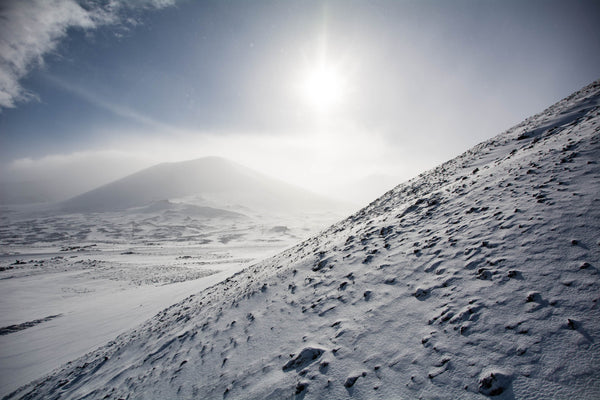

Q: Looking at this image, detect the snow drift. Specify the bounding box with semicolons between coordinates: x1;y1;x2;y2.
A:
6;81;600;399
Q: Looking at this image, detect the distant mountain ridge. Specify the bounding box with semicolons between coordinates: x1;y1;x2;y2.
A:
61;156;338;214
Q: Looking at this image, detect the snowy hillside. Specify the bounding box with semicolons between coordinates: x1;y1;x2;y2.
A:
60;156;340;214
5;81;600;399
0;186;343;396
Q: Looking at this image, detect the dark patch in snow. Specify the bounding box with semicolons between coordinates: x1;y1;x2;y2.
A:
414;287;430;300
0;314;63;336
283;347;326;372
478;370;513;396
344;372;366;388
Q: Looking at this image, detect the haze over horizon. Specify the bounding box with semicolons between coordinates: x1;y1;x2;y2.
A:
1;0;599;204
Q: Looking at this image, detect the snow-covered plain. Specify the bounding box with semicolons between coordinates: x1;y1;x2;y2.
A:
0;205;340;397
3;80;600;399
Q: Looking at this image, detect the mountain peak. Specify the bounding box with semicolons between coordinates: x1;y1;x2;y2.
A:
61;156;338;214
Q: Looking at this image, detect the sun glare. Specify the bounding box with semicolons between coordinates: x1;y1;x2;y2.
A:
301;63;346;111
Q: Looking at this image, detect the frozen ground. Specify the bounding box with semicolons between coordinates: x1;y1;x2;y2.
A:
3;80;600;399
0;208;340;397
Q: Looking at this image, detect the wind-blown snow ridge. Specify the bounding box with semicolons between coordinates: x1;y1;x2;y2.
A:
6;81;600;399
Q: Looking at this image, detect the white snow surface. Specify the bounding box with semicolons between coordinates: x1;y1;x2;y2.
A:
3;81;600;399
0;206;340;397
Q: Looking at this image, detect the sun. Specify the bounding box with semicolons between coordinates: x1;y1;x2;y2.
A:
300;63;346;112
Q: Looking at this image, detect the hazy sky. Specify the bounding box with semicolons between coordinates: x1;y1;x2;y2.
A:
1;0;599;203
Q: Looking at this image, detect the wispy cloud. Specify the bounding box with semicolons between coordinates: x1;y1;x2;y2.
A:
0;0;176;110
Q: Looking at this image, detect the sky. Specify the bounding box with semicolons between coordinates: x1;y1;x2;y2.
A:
1;0;599;204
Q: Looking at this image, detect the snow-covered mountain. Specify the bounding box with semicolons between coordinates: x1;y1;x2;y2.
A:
60;156;339;214
7;81;600;399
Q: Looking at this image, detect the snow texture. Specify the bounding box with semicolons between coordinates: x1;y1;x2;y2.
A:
0;203;338;397
3;80;600;399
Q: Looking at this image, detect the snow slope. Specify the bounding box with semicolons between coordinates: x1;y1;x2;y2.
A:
5;81;600;399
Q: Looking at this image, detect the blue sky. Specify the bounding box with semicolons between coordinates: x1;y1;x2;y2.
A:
1;0;599;203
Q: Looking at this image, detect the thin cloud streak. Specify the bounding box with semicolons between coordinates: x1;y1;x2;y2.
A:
44;73;177;133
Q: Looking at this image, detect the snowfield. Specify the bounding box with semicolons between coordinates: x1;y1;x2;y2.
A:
3;80;600;399
0;207;340;397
